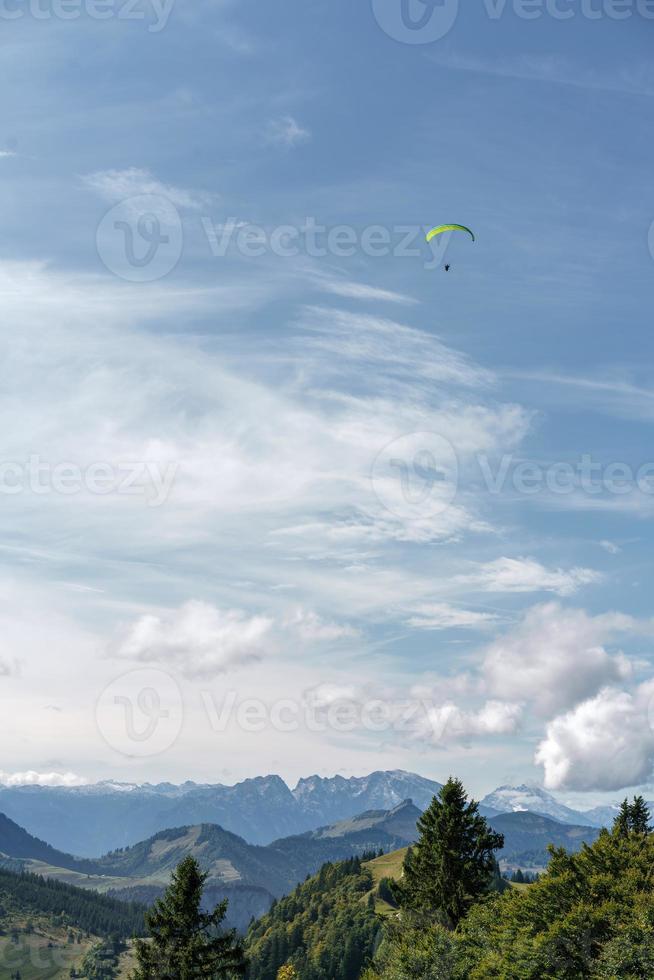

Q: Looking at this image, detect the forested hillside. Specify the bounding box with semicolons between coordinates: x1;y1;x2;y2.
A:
367;794;654;979
245;856;380;980
0;868;145;938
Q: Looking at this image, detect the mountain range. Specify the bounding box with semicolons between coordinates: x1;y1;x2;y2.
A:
478;784;654;828
0;771;637;861
0;771;443;856
0;795;601;930
479;784;591;825
0;800;424;930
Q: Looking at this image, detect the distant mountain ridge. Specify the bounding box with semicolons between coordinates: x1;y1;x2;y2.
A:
0;772;639;859
0;800;424;931
480;784;589;826
0;770;443;856
479;784;654;829
0;798;602;930
0;811;94;873
488;811;600;870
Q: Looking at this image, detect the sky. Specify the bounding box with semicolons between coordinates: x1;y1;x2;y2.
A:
0;0;653;804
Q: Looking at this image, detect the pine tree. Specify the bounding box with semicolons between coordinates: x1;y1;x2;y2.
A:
613;796;651;837
131;856;245;979
630;795;651;834
613;799;631;837
399;776;504;929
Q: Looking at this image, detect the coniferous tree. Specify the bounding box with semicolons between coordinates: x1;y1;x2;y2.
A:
613;796;651;837
613;799;631;837
131;856;245;979
398;777;504;929
630;795;651;834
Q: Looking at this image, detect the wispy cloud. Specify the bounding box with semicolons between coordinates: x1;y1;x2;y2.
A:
317;280;418;306
430;52;654;98
405;602;499;631
82;168;213;210
266;115;311;148
455;557;601;597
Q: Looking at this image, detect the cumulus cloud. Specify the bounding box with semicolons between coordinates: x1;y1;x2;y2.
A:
302;681;520;746
482;603;633;716
456;557;601;596
535;682;654;791
405;602;498;631
266;115;310;147
82;167;212;209
112;601;275;678
416;700;523;744
112;602;359;678
0;770;87;788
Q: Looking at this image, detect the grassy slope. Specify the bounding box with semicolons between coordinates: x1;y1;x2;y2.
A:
364;848;407;916
0;913;96;979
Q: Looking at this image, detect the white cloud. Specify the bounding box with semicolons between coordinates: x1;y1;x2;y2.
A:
600;540;622;555
319;280;418;306
266;115;310;148
457;557;601;596
285;608;359;643
303;683;361;710
482;603;633;716
112;601;275;678
535;682;654;791
0;770;87;788
405;602;498;631
0;261;530;625
302;680;520;747
416;700;522;744
82;167;212;209
112;602;359;678
299;306;497;389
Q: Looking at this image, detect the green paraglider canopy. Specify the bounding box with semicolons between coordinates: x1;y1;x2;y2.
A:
426;224;476;243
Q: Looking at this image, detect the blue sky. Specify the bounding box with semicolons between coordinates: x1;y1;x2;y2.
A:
0;0;653;803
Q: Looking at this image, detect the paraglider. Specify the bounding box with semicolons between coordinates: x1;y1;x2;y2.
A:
426;224;476;243
426;224;475;271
